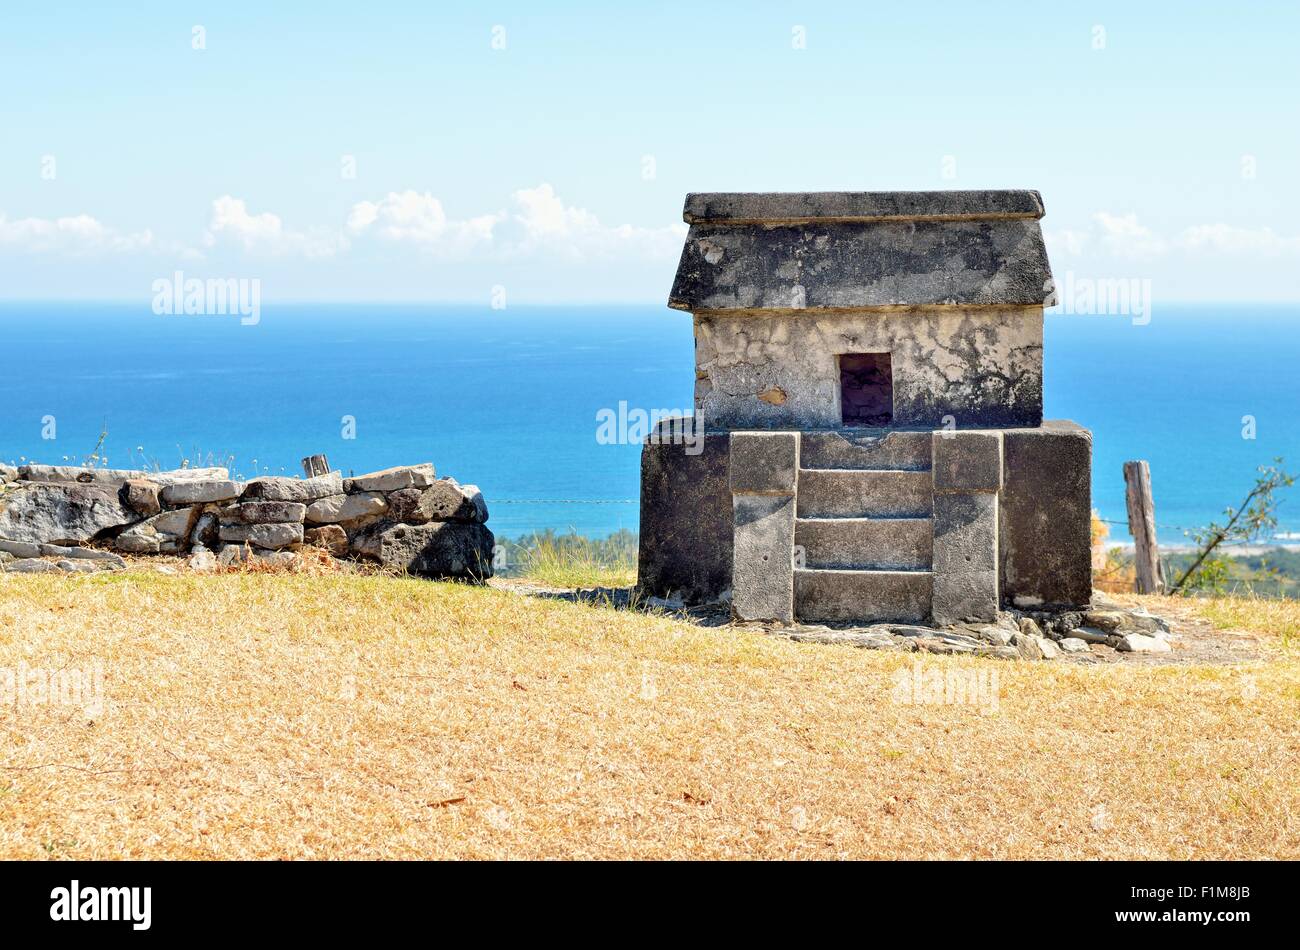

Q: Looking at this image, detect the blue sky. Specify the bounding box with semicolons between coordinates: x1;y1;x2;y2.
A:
1;1;1297;302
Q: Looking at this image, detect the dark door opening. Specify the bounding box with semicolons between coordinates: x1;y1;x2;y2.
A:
840;352;893;426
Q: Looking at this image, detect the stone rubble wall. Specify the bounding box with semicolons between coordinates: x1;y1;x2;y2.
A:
0;461;493;580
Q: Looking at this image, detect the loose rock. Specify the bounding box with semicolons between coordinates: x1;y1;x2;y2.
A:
305;492;387;524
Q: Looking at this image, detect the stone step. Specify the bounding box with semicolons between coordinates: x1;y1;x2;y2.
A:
799;430;931;472
795;469;933;519
795;517;932;570
794;568;933;624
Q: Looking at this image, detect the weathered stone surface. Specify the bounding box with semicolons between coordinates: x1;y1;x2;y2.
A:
1059;637;1090;654
693;309;1044;430
190;511;219;548
732;494;795;623
351;520;493;580
0;539;42;558
0;482;138;544
3;557;63;574
796;469;932;518
932;493;998;573
794;516;931;570
1018;616;1045;639
1072;626;1114;645
932;570;999;626
637;426;732;604
304;492;387;524
114;508;198;554
187;547;218;572
121;478;162;517
17;465;229;488
799;429;931;471
1116;633;1172;654
161;479;240;505
218;522;303;550
304;524;348;556
730;431;799;494
932;431;1002;493
40;544;124;567
972;624;1014;646
681;190;1047;224
236;501;308;524
345;463;436;493
0;463;17;484
794;569;932;624
387;480;488;524
670;214;1053;311
242;471;343;503
1000;422;1092;609
56;559;105;573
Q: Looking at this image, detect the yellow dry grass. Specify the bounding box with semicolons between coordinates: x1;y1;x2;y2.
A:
1;572;1297;860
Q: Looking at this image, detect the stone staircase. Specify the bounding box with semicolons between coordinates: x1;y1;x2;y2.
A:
793;431;934;623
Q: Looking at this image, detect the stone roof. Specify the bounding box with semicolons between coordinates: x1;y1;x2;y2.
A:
669;190;1054;312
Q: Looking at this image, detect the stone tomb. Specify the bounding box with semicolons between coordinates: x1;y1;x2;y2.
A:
638;190;1092;624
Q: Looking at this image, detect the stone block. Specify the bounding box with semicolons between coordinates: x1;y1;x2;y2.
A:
0;482;138;544
351;519;493;580
305;492;388;524
121;479;162;517
161;479;240;505
345;464;436;493
932;493;998;573
388;480;488;524
242;472;343;503
637;426;732;604
304;524;348;556
729;431;798;494
1000;421;1092;609
793;569;931;624
218;522;303;550
732;494;795;622
236;501;307;524
932;430;1002;493
931;571;999;626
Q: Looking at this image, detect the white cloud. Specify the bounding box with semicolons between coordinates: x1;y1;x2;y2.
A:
0;212;153;254
1043;227;1090;258
503;183;685;260
1176;223;1300;256
346;190;501;254
204;196;346;258
346;183;685;261
1092;211;1167;258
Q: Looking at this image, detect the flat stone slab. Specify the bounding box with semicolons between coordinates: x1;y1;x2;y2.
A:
682;191;1046;224
305;492;388;524
160;479;241;505
242;472;343;503
345;464;436;493
670;216;1052;311
793;569;932;624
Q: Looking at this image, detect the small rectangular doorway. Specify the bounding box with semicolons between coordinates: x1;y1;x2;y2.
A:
839;352;893;426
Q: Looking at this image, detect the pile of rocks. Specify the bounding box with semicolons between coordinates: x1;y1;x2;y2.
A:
0;461;493;579
769;595;1175;661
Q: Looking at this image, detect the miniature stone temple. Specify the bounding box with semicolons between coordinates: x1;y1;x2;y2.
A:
637;190;1092;624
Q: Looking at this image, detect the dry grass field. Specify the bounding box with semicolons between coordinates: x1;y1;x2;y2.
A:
1;568;1297;860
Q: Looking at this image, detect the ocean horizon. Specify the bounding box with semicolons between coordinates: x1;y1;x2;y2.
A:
2;301;1297;546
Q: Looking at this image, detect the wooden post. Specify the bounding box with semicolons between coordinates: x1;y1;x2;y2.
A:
301;454;330;478
1124;460;1164;594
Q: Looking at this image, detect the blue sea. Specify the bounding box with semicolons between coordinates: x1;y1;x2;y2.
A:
2;302;1297;545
